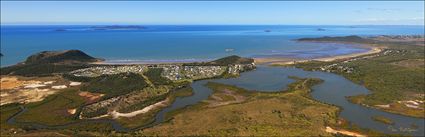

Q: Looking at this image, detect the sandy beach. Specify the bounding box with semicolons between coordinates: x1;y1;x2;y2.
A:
91;44;383;66
255;46;383;65
91;59;212;65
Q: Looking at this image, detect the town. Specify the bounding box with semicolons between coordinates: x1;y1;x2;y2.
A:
70;63;256;81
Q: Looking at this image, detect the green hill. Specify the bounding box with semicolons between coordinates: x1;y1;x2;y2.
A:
1;50;101;76
210;55;254;65
24;50;101;64
185;55;254;66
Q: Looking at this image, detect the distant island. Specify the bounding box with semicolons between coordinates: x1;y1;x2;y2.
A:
90;25;146;30
316;28;326;31
297;35;374;43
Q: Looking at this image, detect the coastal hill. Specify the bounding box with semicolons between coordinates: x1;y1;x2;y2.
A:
1;50;100;76
297;35;375;43
24;50;101;64
185;55;254;66
210;55;254;65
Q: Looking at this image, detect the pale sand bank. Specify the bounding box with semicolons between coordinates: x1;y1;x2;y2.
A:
255;46;383;65
111;99;169;119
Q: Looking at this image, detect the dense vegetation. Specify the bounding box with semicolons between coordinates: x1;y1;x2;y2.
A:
1;50;100;76
1;64;90;76
210;55;254;65
293;36;425;117
184;55;254;66
24;50;100;64
81;73;148;98
143;68;171;86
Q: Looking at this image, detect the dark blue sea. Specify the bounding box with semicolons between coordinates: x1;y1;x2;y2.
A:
1;25;424;66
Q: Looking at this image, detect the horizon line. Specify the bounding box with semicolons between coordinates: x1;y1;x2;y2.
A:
1;23;424;26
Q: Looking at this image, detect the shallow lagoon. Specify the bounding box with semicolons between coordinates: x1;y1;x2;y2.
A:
7;65;424;135
154;65;424;136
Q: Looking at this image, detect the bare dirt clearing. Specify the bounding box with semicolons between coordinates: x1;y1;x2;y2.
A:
1;76;40;90
0;76;71;105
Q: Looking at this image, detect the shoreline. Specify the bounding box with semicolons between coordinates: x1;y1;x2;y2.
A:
90;44;383;66
91;59;213;65
254;45;383;65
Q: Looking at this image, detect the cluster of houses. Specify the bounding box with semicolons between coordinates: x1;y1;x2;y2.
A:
314;49;408;74
227;64;256;75
71;65;146;77
161;64;255;81
316;63;354;73
70;63;256;81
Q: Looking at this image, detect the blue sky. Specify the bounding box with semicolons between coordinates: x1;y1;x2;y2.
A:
1;1;424;25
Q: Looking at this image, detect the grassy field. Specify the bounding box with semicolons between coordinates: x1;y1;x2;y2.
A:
0;88;116;136
14;88;86;125
136;78;377;136
0;103;21;131
292;37;425;118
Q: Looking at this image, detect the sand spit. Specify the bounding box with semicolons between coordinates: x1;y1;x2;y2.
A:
110;99;169;119
254;47;383;65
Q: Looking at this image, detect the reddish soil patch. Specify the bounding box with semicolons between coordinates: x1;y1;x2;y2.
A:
78;91;104;103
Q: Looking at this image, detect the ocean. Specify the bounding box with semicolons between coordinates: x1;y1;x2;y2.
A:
1;25;424;66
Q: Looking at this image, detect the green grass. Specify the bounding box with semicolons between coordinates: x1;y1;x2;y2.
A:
15;88;86;125
0;103;21;129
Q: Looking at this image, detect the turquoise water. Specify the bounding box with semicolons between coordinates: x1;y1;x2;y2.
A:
1;25;424;66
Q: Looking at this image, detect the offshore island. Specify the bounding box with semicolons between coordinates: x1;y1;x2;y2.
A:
1;35;424;136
